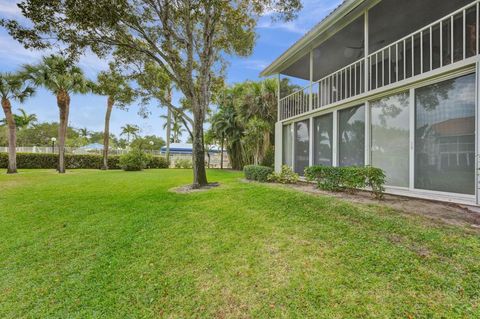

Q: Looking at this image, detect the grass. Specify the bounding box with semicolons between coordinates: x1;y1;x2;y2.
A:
1;169;480;318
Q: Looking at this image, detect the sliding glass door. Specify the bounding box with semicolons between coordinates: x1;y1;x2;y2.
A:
371;92;410;187
339;105;365;166
313;113;333;166
415;73;475;195
294;120;310;175
282;124;293;167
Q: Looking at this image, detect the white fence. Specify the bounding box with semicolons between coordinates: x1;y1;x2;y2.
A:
0;146;231;168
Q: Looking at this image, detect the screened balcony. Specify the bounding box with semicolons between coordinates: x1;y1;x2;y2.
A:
278;0;479;121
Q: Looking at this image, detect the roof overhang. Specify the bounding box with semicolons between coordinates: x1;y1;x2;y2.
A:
260;0;370;77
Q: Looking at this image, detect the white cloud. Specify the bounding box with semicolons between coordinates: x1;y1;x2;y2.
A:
0;1;21;18
256;0;343;35
257;20;308;35
241;59;269;71
0;33;109;77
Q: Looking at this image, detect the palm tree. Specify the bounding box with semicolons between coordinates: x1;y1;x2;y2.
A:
92;63;134;169
15;108;37;129
211;100;244;170
120;124;140;144
240;79;277;151
171;119;185;143
22;55;89;173
161;110;185;144
0;73;35;173
78;127;90;138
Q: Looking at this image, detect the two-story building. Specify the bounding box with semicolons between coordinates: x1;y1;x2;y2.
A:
261;0;480;205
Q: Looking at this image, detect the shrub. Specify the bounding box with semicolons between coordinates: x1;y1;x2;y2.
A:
145;154;170;169
260;146;275;168
119;149;148;171
304;165;386;199
0;152;170;170
267;165;299;184
243;165;274;182
174;158;193;169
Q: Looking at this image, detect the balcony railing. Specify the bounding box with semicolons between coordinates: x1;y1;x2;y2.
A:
312;59;365;110
279;0;480;121
368;0;479;90
279;85;310;120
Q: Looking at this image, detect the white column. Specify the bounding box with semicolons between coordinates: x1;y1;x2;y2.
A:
291;123;295;172
332;110;339;167
364;10;369;93
277;73;281;122
409;87;415;190
364;101;370;166
274;121;283;173
309;117;314;167
476;62;480;204
309;51;313;111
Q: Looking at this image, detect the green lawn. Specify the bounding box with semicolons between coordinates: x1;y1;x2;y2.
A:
1;169;479;318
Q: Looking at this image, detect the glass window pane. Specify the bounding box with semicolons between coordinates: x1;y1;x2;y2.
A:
339;105;365;166
313;113;333;166
282;124;292;167
294;120;310;175
371;92;410;187
415;73;475;194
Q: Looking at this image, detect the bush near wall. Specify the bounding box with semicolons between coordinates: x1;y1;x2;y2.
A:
0;153;169;170
267;165;299;184
304;165;386;199
243;165;274;182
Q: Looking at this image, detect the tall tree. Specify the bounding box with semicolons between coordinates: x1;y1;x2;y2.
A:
120;124;140;144
92;63;134;169
1;0;301;188
0;73;35;173
134;63;176;162
22;55;89;173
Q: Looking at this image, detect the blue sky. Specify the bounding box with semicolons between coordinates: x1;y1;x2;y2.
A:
0;0;341;141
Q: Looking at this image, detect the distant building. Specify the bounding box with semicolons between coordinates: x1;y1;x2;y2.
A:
160;143;223;155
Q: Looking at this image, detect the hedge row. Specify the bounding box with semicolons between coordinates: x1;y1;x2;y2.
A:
243;165;274;182
0;153;169;169
304;165;386;198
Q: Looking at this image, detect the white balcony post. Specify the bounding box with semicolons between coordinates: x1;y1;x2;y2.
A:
309;117;314;167
364;10;369;92
364;101;371;166
309;50;313;111
332;110;338;167
476;61;480;204
277;73;281;122
409;87;415;190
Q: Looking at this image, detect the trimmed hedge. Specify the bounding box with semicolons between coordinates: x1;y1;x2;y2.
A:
244;165;274;182
0;152;169;170
174;158;193;169
304;165;386;199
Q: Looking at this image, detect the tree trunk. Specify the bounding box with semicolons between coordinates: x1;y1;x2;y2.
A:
220;135;224;170
102;96;114;170
191;101;208;188
166;104;172;164
57;90;70;174
2;98;17;174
